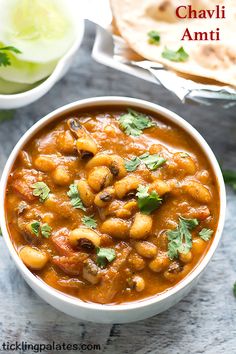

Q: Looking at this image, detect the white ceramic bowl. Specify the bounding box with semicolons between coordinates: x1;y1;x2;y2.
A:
0;20;84;109
0;97;226;323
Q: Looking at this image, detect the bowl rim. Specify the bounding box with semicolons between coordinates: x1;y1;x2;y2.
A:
0;18;85;101
0;96;226;313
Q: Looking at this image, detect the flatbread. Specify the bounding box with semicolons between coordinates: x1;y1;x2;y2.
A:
111;0;236;87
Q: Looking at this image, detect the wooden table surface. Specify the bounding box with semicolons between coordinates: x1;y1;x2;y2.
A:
0;23;236;354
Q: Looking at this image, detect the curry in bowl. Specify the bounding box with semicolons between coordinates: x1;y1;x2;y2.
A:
5;106;220;304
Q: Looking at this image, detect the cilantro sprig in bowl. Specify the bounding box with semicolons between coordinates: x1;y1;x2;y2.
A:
0;96;226;323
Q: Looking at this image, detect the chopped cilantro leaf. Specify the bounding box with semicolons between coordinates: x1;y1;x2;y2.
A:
148;30;161;45
162;46;189;62
199;228;213;241
125;153;166;172
118;109;155;136
82;215;97;229
136;185;162;215
32;182;50;203
96;247;116;268
0;46;21;67
125;157;141;172
31;221;40;236
67;184;86;211
167;216;199;260
41;223;52;238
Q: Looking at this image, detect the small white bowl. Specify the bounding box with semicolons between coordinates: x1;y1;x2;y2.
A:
0;20;84;110
0;96;226;323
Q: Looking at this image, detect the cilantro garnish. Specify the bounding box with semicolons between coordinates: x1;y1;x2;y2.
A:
125;152;166;172
30;222;52;238
82;215;97;229
118;109;155;137
96;247;116;268
199;228;213;241
41;223;52;238
67;184;86;211
148;30;161;45
167;217;199;260
31;221;40;236
136;185;162;215
32;182;50;203
162;46;189;62
0;46;21;67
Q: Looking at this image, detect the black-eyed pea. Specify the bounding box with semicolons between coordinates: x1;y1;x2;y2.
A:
134;241;157;258
69;228;101;250
128;252;146;271
173;152;196;175
87;166;113;192
94;187;116;207
192;237;206;255
104;125;116;137
34;155;56;172
132;275;145;292
76;180;95;207
163;261;183;282
76;137;98;158
130;213;153;239
67;118;98;158
179;251;192;263
183;180;211;204
148;254;170;273
114;175;140;199
86;154;127;178
19;246;48;270
115;209;132;219
52;166;71;186
42;212;54;224
196;170;210;184
57;130;75;154
100;218;129;239
149;179;171;196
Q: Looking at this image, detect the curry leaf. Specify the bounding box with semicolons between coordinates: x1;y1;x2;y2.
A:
148;30;161;45
167;217;199;260
199;228;213;241
82;215;97;229
136;185;162;215
67;184;86;211
32;182;50;202
118;109;155;136
162;46;189;62
96;248;116;268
